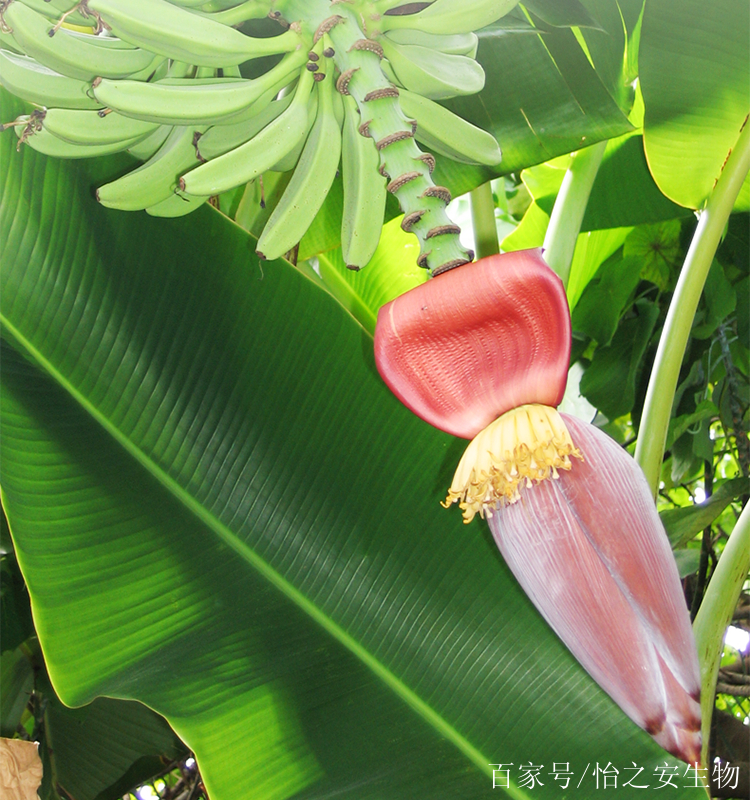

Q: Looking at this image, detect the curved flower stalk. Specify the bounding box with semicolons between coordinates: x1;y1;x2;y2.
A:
374;250;702;764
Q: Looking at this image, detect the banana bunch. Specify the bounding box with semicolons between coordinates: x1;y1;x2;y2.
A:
1;0;518;273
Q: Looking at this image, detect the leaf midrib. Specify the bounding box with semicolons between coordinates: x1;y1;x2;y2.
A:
1;315;533;800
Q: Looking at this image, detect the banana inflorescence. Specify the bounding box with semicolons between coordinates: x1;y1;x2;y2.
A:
0;0;516;273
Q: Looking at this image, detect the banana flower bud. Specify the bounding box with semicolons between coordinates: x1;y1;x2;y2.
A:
374;250;701;764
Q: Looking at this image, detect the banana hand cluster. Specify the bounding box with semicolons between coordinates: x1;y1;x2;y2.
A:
1;0;515;273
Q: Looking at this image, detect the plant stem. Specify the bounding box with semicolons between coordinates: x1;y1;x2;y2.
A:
470;181;499;259
324;7;472;276
634;118;750;495
717;323;750;479
690;459;713;621
542;139;607;287
693;499;750;768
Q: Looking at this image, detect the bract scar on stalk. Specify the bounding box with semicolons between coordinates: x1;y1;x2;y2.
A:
374;249;702;765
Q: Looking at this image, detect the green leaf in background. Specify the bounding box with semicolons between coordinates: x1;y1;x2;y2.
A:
1;647;34;737
500;200;550;251
662;477;750;548
580;134;690;230
447;17;632;179
572;255;643;345
622;219;682;290
691;260;737;339
672;549;702;579
1;554;34;654
580;298;659;418
578;0;645;111
566;226;633;307
639;0;750;209
0;88;703;799
42;689;187;800
665;399;719;452
522;0;602;29
527;134;689;231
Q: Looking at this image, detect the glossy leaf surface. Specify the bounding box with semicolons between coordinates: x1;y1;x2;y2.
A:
640;0;750;209
0;89;704;799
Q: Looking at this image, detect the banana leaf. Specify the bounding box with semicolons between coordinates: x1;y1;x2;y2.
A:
0;88;704;799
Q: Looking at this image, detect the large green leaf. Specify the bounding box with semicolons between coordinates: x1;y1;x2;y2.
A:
452;18;632;178
580;298;660;418
520;134;689;232
0;89;703;799
41;685;186;800
639;0;750;209
578;0;645;111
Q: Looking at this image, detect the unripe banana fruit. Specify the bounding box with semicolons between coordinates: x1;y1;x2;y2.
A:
1;0;511;275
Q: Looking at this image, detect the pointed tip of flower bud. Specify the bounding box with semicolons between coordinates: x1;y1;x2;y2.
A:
476;415;702;764
374;250;571;439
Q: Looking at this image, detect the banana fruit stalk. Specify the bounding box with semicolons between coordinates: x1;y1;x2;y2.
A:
0;0;516;275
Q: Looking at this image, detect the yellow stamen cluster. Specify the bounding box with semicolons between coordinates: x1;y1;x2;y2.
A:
442;404;584;523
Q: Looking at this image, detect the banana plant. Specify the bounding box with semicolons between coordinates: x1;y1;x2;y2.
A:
1;0;748;798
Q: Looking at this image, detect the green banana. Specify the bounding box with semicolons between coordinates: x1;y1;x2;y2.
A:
86;0;300;67
199;0;260;9
256;67;342;261
0;29;24;53
195;92;294;161
42;107;159;145
192;1;270;26
0;49;102;109
12;114;145;157
126;124;171;160
398;88;501;165
383;29;478;58
96;124;206;210
340;94;386;271
18;0;79;13
379;37;485;100
380;0;520;35
157;0;208;7
3;2;157;82
179;67;315;197
91;48;306;125
267;88;316;172
17;0;97;29
146;191;207;217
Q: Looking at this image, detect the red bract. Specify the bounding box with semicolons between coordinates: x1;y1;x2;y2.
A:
373;249;570;439
487;413;701;765
374;251;702;764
